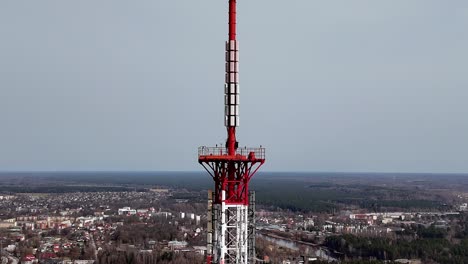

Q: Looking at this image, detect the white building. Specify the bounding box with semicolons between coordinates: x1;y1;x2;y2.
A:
459;203;467;211
118;207;136;215
168;240;188;250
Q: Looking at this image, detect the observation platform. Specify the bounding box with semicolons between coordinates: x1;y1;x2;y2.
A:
198;146;265;163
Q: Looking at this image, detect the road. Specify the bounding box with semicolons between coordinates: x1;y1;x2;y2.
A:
89;233;98;261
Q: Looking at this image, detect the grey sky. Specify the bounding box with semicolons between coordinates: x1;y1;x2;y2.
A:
0;1;467;172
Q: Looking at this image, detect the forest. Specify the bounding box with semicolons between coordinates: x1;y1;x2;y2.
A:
0;171;453;213
323;214;468;264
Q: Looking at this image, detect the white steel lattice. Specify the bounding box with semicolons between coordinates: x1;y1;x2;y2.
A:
212;191;249;264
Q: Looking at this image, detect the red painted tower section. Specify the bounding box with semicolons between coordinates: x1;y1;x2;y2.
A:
198;1;265;263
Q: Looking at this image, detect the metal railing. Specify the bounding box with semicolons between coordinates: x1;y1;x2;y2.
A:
198;146;265;159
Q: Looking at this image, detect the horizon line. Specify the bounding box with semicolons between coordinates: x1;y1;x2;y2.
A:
0;170;468;175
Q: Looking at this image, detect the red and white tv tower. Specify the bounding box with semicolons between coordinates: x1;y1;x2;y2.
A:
198;0;265;263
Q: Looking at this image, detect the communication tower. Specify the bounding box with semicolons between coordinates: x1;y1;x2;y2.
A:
198;1;265;263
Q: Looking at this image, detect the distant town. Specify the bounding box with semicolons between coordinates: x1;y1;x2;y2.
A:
1;172;468;264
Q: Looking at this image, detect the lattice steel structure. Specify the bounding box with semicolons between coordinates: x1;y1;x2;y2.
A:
198;1;265;263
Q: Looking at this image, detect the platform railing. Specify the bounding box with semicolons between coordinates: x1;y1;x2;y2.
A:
198;146;265;159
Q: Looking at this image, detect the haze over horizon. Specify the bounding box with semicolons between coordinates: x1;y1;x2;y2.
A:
1;1;467;173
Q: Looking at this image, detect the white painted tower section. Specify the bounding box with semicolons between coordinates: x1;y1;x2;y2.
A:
211;190;250;264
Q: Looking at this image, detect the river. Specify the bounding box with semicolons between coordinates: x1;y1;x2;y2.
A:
257;233;338;262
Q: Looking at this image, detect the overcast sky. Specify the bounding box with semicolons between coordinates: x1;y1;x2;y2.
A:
0;1;467;173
